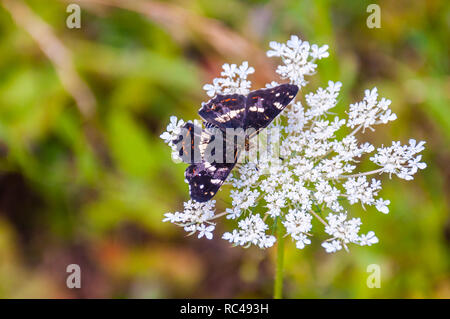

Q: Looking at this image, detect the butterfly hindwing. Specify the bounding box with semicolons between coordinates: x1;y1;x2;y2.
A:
198;94;247;130
244;84;298;132
186;129;241;202
185;162;236;202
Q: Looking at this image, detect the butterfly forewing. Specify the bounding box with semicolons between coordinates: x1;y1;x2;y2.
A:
244;84;298;132
198;94;247;130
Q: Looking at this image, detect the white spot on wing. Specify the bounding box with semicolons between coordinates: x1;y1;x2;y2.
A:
274;102;283;109
249;106;265;113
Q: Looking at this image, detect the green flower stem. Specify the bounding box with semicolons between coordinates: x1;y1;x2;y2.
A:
274;218;285;299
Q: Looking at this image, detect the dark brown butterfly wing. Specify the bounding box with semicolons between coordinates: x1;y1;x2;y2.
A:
198;94;247;130
244;84;298;132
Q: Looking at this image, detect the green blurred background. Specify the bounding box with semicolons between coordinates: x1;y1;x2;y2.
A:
0;0;448;298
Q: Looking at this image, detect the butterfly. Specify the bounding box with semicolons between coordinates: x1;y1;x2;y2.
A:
173;84;298;202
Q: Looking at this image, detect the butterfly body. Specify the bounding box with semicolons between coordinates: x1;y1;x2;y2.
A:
175;84;298;202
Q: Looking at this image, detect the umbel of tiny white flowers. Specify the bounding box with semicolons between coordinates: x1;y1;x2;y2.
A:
160;35;426;253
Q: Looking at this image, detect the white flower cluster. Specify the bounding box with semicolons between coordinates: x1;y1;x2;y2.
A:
321;213;378;253
163;200;216;239
267;35;329;87
283;209;312;249
223;215;276;249
347;87;397;131
159;116;185;162
203;61;255;97
160;36;426;253
371;139;427;180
